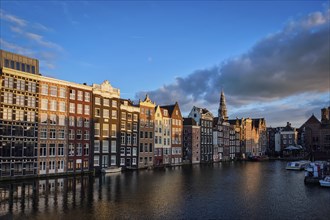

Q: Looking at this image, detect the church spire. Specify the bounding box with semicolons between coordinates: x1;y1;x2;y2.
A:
218;89;228;124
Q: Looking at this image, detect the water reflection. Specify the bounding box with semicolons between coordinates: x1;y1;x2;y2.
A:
0;162;329;220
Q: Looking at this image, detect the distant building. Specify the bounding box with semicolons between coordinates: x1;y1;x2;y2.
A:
183;118;200;164
280;122;298;150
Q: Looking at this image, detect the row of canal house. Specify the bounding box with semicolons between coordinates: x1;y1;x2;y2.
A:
0;49;184;178
183;90;267;163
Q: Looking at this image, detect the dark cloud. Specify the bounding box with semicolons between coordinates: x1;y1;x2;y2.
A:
135;9;330;125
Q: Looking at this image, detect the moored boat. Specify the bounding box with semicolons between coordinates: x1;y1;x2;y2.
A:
101;166;122;174
286;160;310;170
319;176;330;187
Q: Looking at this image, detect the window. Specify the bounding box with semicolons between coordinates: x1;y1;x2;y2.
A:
95;108;100;117
121;112;126;120
40;113;48;124
32;66;36;74
41;84;48;95
26;64;30;73
59;87;66;98
4;92;13;104
103;124;109;137
121;132;125;145
84;105;90;115
84;92;90;102
102;140;109;153
94;140;100;152
84;130;89;140
112;100;117;107
140;143;143;152
127;113;132;121
133;123;137;131
112;110;117;119
69;129;75;140
120;147;125;156
3;108;12;120
127;123;131;131
111;155;116;165
15;109;24;121
106;104;116;116
16;62;20;70
17;79;25;90
50;100;57;111
50;129;56;139
40;144;47;157
58;129;65;139
95;123;100;136
133;133;137;145
104;98;110;106
95;97;101;105
41;99;48;110
77;117;83;127
149;143;153;152
77;91;83;101
77;143;82;156
10;61;14;69
111;124;117;137
49;144;56;156
84;143;89;156
70;89;76;100
84;118;89;128
4;77;14;88
27;111;35;122
50;86;57;97
126;147;131;156
69;116;75;126
27;96;36;108
49;114;57;124
55;101;64;112
21;63;26;71
40;128;47;139
58;144;64;156
133;147;137;156
121;121;126;130
69;103;75;113
133;114;138;121
16;95;25;106
127;133;132;145
149;132;153;139
76;130;82;140
4;59;9;67
111;140;117;153
69;143;75;156
94;156;99;166
77;104;82;114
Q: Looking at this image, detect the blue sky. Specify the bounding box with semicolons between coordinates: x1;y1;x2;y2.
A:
1;1;329;127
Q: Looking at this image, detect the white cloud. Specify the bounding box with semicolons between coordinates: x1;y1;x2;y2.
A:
0;9;27;26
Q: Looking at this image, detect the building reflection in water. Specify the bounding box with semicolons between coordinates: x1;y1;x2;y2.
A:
0;169;186;219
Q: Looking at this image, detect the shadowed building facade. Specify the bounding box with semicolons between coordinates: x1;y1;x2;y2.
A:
0;50;39;177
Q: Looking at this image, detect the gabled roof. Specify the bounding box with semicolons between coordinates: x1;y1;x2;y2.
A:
252;118;265;129
301;114;321;128
282;123;294;132
160;104;176;116
192;106;214;117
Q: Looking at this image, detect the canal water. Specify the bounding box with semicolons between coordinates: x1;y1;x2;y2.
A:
0;161;329;220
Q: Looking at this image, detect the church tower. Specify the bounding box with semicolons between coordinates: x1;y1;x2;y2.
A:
218;89;228;124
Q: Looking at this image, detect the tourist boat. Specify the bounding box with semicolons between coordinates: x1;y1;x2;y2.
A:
319;176;330;187
286;160;310;170
101;166;122;174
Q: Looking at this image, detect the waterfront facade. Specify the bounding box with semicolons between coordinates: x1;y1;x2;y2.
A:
119;99;140;169
138;95;155;168
92;80;120;171
160;106;172;165
154;105;164;166
67;83;92;173
188;106;214;163
161;102;183;165
1;50;39;178
183;118;200;164
38;77;67;175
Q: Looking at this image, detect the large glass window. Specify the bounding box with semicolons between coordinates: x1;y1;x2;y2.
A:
102;141;109;153
95;123;100;136
3;108;12;120
15;109;24;121
111;140;117;153
27;96;36;108
84;92;90;102
103;124;109;137
77;91;83;101
41;99;48;110
16;95;24;106
59;87;66;98
4;77;14;89
17;79;25;90
4;92;13;104
41;84;48;95
50;86;57;97
69;89;75;100
50;100;57;111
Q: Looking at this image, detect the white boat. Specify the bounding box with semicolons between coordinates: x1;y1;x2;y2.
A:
286;160;310;170
101;166;122;174
319;176;330;187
